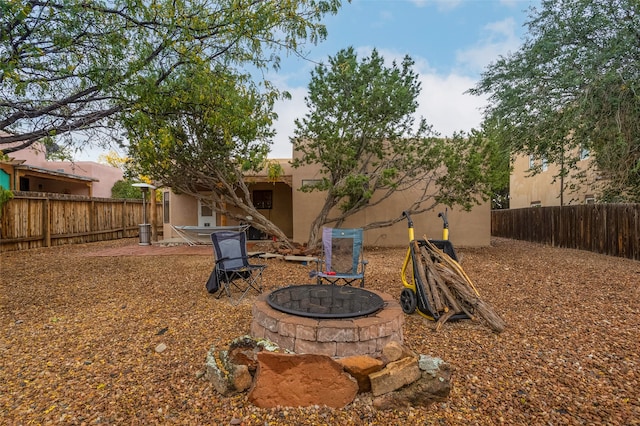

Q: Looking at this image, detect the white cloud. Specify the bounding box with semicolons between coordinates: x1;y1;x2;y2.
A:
455;17;521;72
416;73;487;137
269;86;308;158
267;72;487;159
409;0;463;11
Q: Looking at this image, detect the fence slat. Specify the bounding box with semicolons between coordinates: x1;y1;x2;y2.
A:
491;204;640;261
0;192;162;252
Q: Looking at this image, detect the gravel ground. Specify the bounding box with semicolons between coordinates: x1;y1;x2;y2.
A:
1;237;639;425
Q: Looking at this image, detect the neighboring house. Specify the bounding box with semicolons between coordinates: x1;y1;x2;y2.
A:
510;149;600;208
162;155;490;248
0;140;123;198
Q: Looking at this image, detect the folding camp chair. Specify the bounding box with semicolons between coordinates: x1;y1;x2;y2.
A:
206;230;266;304
313;227;368;287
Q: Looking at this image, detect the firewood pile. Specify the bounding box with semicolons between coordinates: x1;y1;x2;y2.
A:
415;238;506;333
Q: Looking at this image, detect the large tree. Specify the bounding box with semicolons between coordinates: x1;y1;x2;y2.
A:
471;0;640;202
0;0;342;154
292;47;495;247
124;63;294;245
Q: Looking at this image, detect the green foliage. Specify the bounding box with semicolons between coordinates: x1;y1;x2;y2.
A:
125;64;275;188
266;161;284;183
0;187;13;218
1;0;344;153
293;47;494;243
471;0;640;202
123;63;296;245
111;180;142;199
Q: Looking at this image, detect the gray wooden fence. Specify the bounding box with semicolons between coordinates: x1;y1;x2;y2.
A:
491;204;640;260
0;192;161;252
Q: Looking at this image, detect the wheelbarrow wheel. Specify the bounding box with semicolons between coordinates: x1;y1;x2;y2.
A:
400;288;417;314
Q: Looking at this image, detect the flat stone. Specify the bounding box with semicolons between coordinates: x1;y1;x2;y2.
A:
336;355;384;393
369;356;421;396
381;341;415;364
372;359;452;410
248;352;358;408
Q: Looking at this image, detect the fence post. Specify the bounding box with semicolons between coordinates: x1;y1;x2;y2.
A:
43;198;51;247
122;201;127;237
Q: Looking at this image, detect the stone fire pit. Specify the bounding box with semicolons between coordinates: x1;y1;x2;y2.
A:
251;286;403;358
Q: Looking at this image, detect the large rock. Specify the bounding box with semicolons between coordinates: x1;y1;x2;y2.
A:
204;337;281;396
372;355;452;410
248;352;358;408
336;355;384;393
204;346;245;396
369;356;422;396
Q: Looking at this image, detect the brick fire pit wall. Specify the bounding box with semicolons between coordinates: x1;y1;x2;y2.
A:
250;289;403;358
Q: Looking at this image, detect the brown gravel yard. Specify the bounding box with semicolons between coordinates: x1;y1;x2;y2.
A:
1;237;639;425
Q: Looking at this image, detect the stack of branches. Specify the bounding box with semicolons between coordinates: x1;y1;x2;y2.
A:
414;238;506;333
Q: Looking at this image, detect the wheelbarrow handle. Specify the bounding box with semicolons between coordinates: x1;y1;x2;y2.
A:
402;210;414;228
438;209;449;228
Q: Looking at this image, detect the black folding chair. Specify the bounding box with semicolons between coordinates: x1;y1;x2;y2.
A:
206;230;266;304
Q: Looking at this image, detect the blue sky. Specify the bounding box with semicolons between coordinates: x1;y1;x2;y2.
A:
265;0;540;158
78;0;539;161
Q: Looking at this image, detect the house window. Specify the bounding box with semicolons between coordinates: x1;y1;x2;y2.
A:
528;155;535;170
253;190;273;209
19;176;30;191
163;192;170;223
585;195;595;204
530;201;542;207
541;157;548;172
200;202;213;217
302;179;323;187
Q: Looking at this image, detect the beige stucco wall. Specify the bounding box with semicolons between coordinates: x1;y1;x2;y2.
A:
161;156;490;248
162;191;199;238
510;153;599;209
290;155;490;248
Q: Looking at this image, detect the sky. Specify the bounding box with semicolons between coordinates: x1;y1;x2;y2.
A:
77;0;539;162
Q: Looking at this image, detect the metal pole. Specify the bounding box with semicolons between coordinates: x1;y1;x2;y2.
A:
142;190;147;224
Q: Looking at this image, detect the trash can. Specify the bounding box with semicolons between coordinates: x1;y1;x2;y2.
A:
138;223;151;246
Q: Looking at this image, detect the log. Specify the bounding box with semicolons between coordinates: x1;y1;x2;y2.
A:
423;237;480;297
413;241;438;313
435;310;456;332
416;243;445;313
434;264;506;333
413;236;506;333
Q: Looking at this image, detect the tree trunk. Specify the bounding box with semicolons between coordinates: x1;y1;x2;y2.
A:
307;197;336;250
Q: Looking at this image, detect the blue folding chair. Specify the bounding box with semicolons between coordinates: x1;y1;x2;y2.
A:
313;228;368;287
206;231;266;304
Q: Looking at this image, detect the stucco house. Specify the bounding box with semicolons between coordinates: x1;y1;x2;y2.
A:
0;139;123;198
509;149;600;209
161;153;490;248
